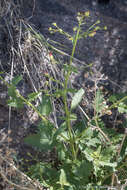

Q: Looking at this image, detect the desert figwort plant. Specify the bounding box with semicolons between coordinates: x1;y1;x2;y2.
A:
48;11;104;161
1;12;127;190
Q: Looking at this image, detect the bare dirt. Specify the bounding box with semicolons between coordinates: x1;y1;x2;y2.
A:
21;0;127;92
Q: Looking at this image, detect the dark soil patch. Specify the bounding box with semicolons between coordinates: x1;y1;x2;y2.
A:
20;0;127;92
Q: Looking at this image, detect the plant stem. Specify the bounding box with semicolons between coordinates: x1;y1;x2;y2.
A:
94;117;111;144
111;133;127;187
63;21;82;161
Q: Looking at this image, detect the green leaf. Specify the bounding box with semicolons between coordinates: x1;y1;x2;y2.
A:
7;84;24;108
70;114;77;121
57;144;66;161
24;132;52;151
99;161;117;168
8;85;17;98
109;95;117;103
53;122;67;140
12;75;22;86
66;88;77;93
82;127;93;138
95;89;105;114
7;99;17;107
24;133;43;150
28;92;41;102
39;122;54;148
24;121;54;151
63;64;78;73
76;160;92;180
58;169;70;187
71;88;84;110
118;102;127;113
83;148;94;162
53;89;65;98
109;93;127;104
86;138;101;147
7;98;24;108
38;95;52;116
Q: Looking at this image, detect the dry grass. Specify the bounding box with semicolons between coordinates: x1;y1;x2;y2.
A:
0;0;54;189
0;0;70;189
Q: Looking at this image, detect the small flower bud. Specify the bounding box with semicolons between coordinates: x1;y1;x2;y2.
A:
104;26;107;30
85;11;90;17
52;22;57;27
48;27;52;31
89;31;96;37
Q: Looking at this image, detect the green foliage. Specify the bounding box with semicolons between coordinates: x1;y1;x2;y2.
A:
27;92;41;102
24;121;54;151
94;89;106;115
7;76;24;108
109;92;127;113
1;11;127;190
37;95;53;116
71;88;85;110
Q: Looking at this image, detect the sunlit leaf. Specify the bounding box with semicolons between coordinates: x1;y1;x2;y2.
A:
38;95;52;116
71;88;84;110
58;169;70;187
99;161;117;168
118;102;127;113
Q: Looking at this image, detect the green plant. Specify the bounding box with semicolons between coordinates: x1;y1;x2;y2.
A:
1;11;127;190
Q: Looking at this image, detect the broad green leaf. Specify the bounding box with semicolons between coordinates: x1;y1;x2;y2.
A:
57;144;66;161
58;169;70;187
39;121;54;140
24;121;54;151
24;133;52;151
76;160;92;180
12;75;22;86
24;133;43;150
71;88;84;110
38;95;52;116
